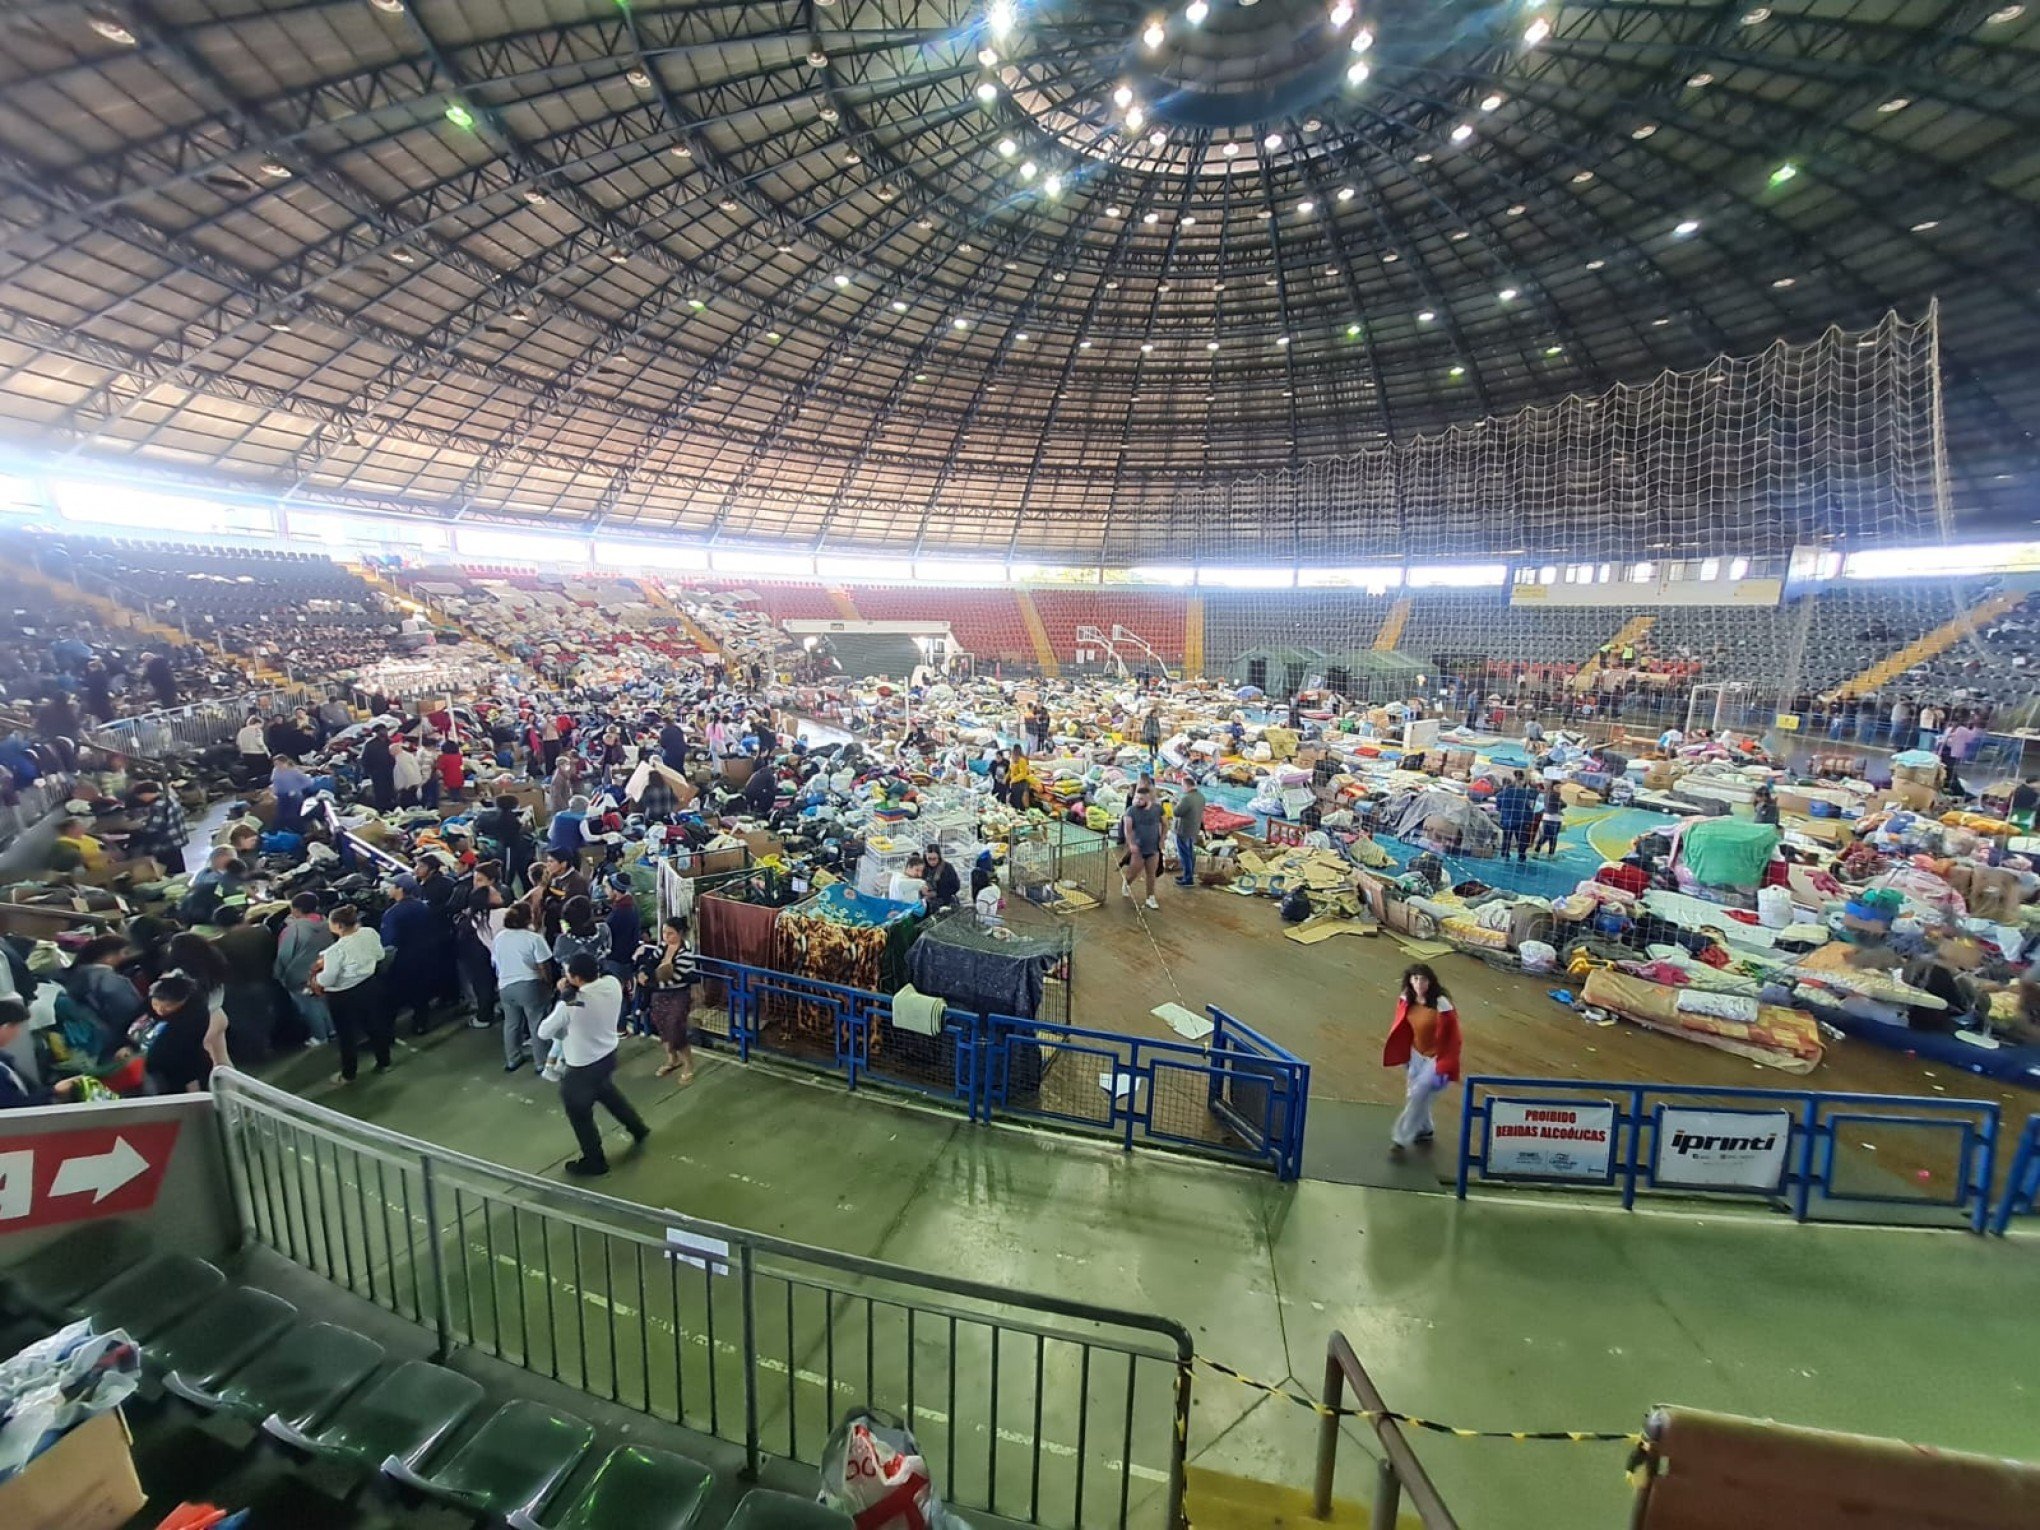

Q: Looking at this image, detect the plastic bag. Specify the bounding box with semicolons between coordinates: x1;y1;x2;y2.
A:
1519;940;1558;974
819;1409;971;1529
0;1321;141;1483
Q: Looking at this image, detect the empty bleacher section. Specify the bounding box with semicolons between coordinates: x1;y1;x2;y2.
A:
839;585;1034;665
1030;590;1189;672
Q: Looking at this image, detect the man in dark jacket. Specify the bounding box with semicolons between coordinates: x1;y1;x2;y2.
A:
381;874;455;1033
359;723;396;811
1493;772;1539;863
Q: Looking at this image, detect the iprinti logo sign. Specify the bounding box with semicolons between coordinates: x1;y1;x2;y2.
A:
1654;1107;1792;1191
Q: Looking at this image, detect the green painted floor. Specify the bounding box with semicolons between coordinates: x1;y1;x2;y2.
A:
262;1026;2040;1529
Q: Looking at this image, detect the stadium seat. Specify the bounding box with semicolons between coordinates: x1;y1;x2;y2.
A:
724;1490;855;1528
507;1444;716;1530
1;1220;152;1317
168;1320;383;1429
147;1285;296;1388
383;1398;594;1521
266;1358;481;1474
82;1253;225;1340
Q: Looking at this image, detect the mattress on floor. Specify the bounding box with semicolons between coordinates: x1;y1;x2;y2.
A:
1582;968;1824;1073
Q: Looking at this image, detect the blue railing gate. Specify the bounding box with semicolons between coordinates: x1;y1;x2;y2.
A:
1990;1114;2040;1235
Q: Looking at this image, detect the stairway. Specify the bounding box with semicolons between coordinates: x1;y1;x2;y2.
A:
1015;587;1061;676
825;586;861;621
1571;612;1657;690
636;578;717;652
1822;589;2024;700
19;563;289;686
1372;596;1414;652
1184;595;1206;676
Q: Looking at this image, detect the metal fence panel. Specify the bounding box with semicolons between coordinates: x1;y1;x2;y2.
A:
211;1070;1193;1529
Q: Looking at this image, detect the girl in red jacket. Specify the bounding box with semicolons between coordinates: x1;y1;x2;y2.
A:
434;739;467;801
1383;963;1462;1151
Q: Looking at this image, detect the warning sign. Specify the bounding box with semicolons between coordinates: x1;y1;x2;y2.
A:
1486;1099;1617;1181
0;1121;182;1231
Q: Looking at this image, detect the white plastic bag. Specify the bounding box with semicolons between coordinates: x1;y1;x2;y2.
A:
819;1409;971;1529
1519;940;1558;973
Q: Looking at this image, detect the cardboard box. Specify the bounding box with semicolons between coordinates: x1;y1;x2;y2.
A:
740;830;784;862
1560;783;1604;807
1885;780;1938;814
1967;866;2022;923
0;1411;144;1530
1894;761;1940;787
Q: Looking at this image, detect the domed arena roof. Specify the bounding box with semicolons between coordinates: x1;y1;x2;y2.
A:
0;0;2032;562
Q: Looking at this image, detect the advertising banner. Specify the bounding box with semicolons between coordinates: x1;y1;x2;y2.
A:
1486;1099;1617;1180
1653;1108;1793;1191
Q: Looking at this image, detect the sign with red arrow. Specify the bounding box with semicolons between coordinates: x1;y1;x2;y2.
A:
0;1120;181;1231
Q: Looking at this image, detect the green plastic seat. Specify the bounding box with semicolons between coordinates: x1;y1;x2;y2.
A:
81;1253;224;1340
167;1320;383;1429
384;1399;593;1521
265;1359;481;1476
724;1490;854;1529
508;1444;715;1530
149;1286;296;1387
2;1220;152;1317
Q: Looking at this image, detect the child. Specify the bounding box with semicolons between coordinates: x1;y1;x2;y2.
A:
1536;783;1565;857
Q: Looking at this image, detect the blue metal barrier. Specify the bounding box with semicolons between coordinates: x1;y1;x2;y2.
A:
1456;1076;2000;1231
1990;1114;2040;1235
692;956;1309;1178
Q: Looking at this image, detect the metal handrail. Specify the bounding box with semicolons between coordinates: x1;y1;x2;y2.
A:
1314;1331;1459;1529
210;1068;1195;1528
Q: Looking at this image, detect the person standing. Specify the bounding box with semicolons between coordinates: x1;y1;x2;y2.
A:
272;891;336;1044
451;860;505;1031
270;754;314;832
140;973;229;1095
1383;964;1461;1151
643;916;696;1082
1173;782;1206;888
1141;707;1162;766
1121;780;1164;911
381;874;454;1035
1494;771;1538;863
1535;783;1566;857
359;724;396;812
539;953;651;1178
130;779;191;875
309;903;389;1084
492;903;553;1074
392;737;428;808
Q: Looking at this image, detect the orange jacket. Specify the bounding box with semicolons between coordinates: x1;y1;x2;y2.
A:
1382;996;1463;1082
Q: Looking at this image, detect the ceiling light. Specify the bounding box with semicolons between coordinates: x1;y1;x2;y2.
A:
688;297;706;309
627;67;652;89
1186;1;1210;24
1141;342;1155;353
1078;339;1092;349
1449;229;1468;240
1769;162;1798;185
1417;309;1435;322
988;0;1015;37
1351;26;1373;51
807;47;828;66
258;159;292;179
1014;331;1029;342
1330;1;1354;23
1276;334;1291;346
1652;316;1670;326
978;46;1000;67
1523;16;1550;44
833;272;852;286
1346;323;1362;336
1180;213;1196;225
1771;276;1795;288
953;317;970;329
1383;250;1398;262
1206;340;1219;351
997;137;1018;156
1264;131;1284;150
1450;123;1474;143
1043;173;1063;196
976;81;998;101
605;247;630;264
1739;5;1769;21
367;0;405;12
1571;169;1593;184
1674;218;1699;235
1125;106;1146;130
1414;152;1433;164
389;247;417;264
1498;287;1518;301
88;12;138;42
1481;94;1504;111
819;105;839;121
891;299;908;310
1148;128;1167;146
670;143;692;158
914;373;928;382
1104;204;1124;218
1911;219;1939;231
1631;123;1657;139
1143;211;1159;224
1019;159;1037;179
1507;202;1526;215
1114;84;1135;108
265;316;293;332
1338;186;1356;202
1346;59;1370;85
1222;141;1240;159
1143;19;1166;48
444;102;476;130
1585;257;1605;269
1544;345;1562;355
1296;199;1315;214
843;149;861;162
719;197;738;211
1878;97;1910;113
1986;3;2023;19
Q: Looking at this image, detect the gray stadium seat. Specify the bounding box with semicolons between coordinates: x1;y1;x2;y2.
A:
82;1252;224;1340
384;1398;594;1521
147;1285;295;1387
265;1358;481;1475
167;1320;383;1429
507;1444;716;1530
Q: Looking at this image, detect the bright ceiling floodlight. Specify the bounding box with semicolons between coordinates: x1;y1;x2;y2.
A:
1740;5;1769;21
1351;26;1373;51
1114;84;1134;108
953;316;970;328
1448;364;1465;377
1329;0;1354;24
1143;210;1160;223
1186;1;1209;24
1043;172;1063;196
976;81;998;101
891;298;908;310
1481;93;1503;111
1020;158;1038;178
1337;185;1355;201
1769;162;1798;185
1148;128;1167;146
807;47;828;66
1125;106;1146;130
1674;217;1700;235
1878;97;1910;112
988;0;1015;39
1277;334;1292;346
1264;131;1284;149
1141;341;1155;353
1498;287;1518;301
1296;199;1315;214
1986;3;2023;20
1417;309;1435;322
978;46;999;67
1143;19;1166;47
1105;203;1123;216
997;137;1018;156
627;67;652;89
1222;141;1240;158
1206;340;1219;351
1346;322;1362;336
832;271;852;286
1523;16;1550;44
1346;59;1370;84
1450;123;1473;143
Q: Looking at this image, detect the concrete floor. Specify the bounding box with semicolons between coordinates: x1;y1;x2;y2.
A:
270;960;2040;1529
